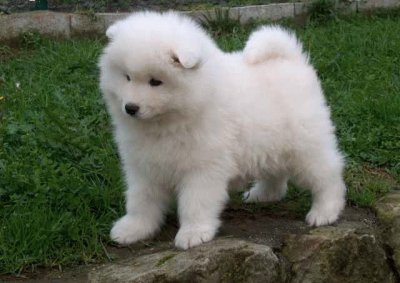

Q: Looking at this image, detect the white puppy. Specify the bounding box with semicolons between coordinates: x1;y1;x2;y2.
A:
99;11;346;249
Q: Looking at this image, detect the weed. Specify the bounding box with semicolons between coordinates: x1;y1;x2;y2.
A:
307;0;337;24
20;31;43;50
201;8;243;37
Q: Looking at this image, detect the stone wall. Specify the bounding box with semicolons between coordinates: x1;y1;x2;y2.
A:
1;0;399;41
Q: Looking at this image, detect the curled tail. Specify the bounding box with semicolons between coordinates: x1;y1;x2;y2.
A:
243;25;308;65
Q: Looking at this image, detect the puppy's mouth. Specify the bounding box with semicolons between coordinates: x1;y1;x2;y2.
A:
125;111;144;120
134;111;161;121
130;110;173;123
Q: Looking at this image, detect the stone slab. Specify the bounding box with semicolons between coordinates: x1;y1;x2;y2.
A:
89;238;285;283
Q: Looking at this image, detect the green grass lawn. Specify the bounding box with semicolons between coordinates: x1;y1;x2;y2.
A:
1;9;399;275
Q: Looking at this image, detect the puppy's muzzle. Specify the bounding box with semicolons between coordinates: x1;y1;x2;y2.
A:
125;103;140;116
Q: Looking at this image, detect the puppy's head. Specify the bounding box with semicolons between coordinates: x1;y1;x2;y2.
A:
99;11;218;121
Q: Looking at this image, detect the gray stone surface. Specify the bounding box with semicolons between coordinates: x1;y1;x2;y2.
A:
70;13;106;35
88;238;285;283
374;190;400;273
233;3;295;23
97;13;129;31
186;3;300;23
0;11;71;40
294;2;307;15
362;0;400;9
283;222;396;283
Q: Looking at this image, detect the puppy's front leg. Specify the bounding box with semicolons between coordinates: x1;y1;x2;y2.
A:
175;172;229;249
110;175;169;245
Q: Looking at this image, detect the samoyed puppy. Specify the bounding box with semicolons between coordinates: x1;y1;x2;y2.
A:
99;11;346;249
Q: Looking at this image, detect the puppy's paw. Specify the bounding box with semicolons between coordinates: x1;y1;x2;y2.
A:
174;225;216;250
243;185;285;203
306;195;345;226
243;190;277;203
306;205;342;226
110;215;158;245
243;188;268;203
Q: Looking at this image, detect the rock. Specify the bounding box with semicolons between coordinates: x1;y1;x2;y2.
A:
89;238;286;283
374;190;400;273
88;207;398;283
282;222;395;283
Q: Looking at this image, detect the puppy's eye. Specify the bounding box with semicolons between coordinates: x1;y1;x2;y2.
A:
149;78;162;87
126;75;131;81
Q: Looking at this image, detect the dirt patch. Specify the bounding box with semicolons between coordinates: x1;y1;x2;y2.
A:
363;164;399;184
0;44;25;63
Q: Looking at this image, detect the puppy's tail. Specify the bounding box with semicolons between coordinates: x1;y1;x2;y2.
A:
243;26;308;65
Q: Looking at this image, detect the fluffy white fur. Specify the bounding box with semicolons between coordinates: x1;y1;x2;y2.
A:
99;11;346;250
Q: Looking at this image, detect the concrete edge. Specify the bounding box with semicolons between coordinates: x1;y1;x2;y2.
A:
1;0;399;41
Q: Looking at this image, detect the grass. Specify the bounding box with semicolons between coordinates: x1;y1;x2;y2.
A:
0;37;124;273
1;9;400;275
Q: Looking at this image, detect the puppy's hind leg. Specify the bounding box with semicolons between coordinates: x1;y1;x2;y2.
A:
294;148;346;226
243;173;288;203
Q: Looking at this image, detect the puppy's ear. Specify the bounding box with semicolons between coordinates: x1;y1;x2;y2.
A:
106;22;121;40
171;46;201;69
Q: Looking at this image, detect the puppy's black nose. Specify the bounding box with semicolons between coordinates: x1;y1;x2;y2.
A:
125;103;140;116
